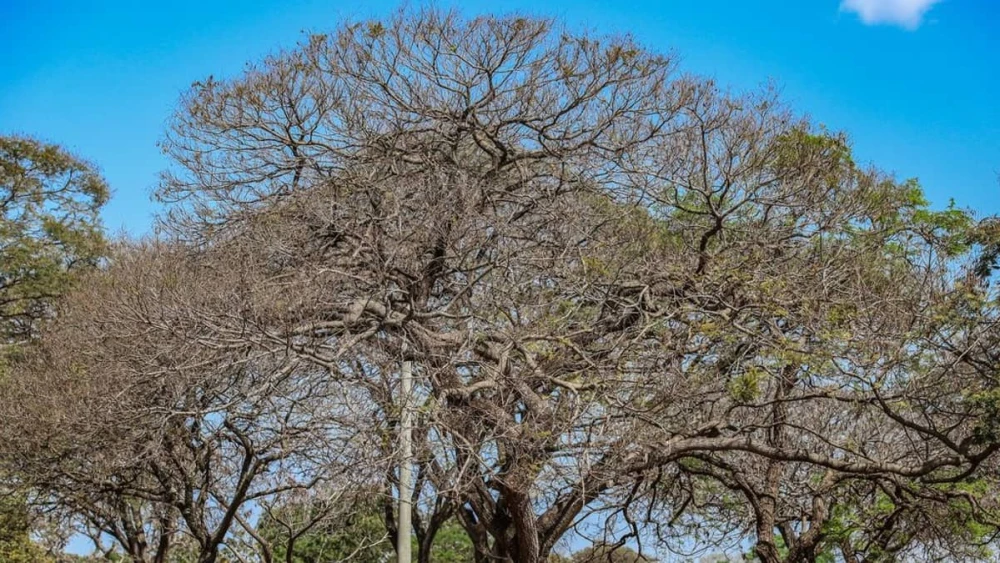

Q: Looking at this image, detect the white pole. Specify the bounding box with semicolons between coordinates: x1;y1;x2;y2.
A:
397;358;413;563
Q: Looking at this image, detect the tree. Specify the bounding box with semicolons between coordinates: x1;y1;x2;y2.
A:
0;241;383;563
0;134;107;562
3;6;999;563
0;135;107;344
151;6;1000;563
157;8;689;560
258;492;474;563
0;492;53;563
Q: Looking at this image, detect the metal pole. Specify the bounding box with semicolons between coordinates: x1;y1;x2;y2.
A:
397;358;413;563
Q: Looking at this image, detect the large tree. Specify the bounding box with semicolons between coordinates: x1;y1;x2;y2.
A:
152;8;1000;562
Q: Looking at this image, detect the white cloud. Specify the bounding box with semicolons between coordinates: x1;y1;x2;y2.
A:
840;0;941;29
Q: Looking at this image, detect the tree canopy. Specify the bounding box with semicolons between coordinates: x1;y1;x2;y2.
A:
0;135;107;344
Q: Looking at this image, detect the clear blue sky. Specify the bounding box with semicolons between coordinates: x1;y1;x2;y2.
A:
2;0;998;235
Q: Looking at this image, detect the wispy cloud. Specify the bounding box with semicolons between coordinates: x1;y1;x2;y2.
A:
840;0;942;29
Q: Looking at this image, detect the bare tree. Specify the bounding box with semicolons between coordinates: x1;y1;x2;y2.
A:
0;241;386;563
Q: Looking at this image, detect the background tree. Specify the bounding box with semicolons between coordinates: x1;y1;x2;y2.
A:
0;241;384;563
0;135;107;343
0;134;107;562
570;543;653;563
258;491;474;563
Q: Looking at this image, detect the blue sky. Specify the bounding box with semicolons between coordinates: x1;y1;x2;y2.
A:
1;0;998;235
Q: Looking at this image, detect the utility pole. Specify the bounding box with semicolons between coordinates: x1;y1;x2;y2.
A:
397;358;413;563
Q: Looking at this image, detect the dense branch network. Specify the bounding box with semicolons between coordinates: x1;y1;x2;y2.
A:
2;7;1000;563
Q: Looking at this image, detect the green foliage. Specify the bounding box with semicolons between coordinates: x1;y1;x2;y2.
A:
967;216;1000;278
261;501;389;563
571;543;654;562
259;497;474;563
0;135;108;343
968;388;1000;444
727;366;765;403
0;493;52;563
816;482;996;563
425;520;476;563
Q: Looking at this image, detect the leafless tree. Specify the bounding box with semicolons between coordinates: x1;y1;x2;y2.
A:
0;241;387;563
